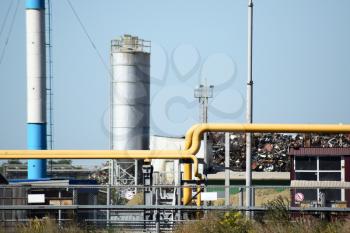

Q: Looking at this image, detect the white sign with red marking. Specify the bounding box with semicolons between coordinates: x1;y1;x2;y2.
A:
295;192;304;202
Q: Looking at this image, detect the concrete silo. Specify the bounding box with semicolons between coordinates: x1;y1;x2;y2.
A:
110;35;150;189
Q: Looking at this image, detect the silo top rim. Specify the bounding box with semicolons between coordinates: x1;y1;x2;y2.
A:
111;34;151;53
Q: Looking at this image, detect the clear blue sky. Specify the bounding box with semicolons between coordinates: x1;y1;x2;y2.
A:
0;0;349;166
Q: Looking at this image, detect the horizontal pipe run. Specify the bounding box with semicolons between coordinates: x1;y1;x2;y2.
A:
0;150;198;178
0;150;186;157
2;124;348;159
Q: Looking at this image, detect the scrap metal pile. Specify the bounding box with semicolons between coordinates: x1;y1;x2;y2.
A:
89;162;109;184
211;133;350;172
90;133;350;184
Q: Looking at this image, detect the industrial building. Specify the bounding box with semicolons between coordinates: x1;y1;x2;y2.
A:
290;148;350;207
0;179;98;223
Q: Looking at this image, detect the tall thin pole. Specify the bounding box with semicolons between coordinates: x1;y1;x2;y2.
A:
224;132;230;206
109;41;114;186
245;0;254;217
47;0;54;150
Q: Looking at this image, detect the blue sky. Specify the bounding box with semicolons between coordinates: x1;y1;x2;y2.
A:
0;0;349;166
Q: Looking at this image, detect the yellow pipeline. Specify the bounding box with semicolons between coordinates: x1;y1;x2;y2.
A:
185;123;350;155
182;124;202;205
0;150;196;165
183;163;192;205
183;123;350;205
1;123;350;205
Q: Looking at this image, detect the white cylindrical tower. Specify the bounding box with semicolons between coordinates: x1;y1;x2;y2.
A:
26;0;47;179
110;35;150;186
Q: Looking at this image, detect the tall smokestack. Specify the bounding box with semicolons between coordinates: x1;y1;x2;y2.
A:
26;0;47;179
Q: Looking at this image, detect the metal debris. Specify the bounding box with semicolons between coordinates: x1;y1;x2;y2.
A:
211;133;350;172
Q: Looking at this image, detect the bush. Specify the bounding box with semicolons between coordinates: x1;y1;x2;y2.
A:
263;195;290;223
176;196;350;233
175;212;251;233
16;218;87;233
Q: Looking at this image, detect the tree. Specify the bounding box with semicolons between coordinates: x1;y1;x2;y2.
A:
50;159;72;165
7;159;23;164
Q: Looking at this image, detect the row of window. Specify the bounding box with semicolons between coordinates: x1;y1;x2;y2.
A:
295;156;341;170
295;156;342;181
294;156;343;203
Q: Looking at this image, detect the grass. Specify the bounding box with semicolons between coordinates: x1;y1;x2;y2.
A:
213;188;290;206
176;196;350;233
0;218;87;233
0;218;125;233
175;212;350;233
1;195;349;233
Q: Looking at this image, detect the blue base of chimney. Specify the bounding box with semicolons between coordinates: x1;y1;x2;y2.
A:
27;123;47;179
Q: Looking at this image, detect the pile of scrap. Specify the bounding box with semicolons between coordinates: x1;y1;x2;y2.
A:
211;133;350;172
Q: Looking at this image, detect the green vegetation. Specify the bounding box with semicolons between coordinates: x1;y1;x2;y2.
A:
176;196;350;233
0;218;85;233
50;159;73;165
7;159;23;164
0;218;125;233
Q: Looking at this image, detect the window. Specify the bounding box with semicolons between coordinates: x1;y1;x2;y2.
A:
296;189;317;201
295;157;317;170
294;155;343;203
320;189;341;201
319;157;340;170
295;156;342;182
319;172;341;181
295;172;317;180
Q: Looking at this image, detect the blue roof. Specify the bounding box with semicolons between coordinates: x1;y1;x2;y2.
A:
10;178;51;183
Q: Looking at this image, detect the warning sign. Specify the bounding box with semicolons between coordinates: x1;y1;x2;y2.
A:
295;192;304;202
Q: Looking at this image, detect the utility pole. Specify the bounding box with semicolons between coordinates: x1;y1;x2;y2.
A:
194;84;214;176
225;132;230;206
194;84;214;208
246;0;254;218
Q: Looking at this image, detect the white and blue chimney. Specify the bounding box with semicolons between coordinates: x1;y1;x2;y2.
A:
26;0;47;179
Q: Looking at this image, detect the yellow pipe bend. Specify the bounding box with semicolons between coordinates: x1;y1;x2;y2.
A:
183;124;201;205
184;123;201;150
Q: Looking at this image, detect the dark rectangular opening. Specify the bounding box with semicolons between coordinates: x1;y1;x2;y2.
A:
295;157;317;170
320;189;341;202
295;172;317;180
319;157;341;170
295;189;317;201
319;172;341;181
